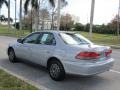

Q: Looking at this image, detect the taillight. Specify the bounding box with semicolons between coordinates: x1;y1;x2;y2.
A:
105;50;112;57
75;52;100;60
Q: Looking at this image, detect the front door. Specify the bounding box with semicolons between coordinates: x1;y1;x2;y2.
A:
15;33;40;61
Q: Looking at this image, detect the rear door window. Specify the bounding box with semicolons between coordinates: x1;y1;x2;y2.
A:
38;33;56;45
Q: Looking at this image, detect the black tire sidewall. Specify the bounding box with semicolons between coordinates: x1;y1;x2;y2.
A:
48;60;65;81
8;49;16;62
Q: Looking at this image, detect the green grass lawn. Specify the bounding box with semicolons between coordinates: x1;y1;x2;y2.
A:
79;31;120;46
0;25;29;38
0;25;120;47
0;69;38;90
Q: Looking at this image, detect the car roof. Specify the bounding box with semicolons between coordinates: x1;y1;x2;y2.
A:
33;30;76;34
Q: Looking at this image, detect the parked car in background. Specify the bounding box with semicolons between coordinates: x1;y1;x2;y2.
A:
7;31;114;81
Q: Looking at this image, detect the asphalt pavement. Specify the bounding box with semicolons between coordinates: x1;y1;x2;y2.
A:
0;36;120;90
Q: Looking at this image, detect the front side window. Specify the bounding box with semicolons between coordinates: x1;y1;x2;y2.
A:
23;33;40;44
60;33;93;45
38;33;56;45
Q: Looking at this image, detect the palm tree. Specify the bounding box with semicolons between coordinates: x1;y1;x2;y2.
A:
0;0;8;15
24;0;53;31
0;0;9;29
0;0;8;7
56;0;67;30
24;0;67;31
24;0;39;14
51;0;67;30
0;15;5;22
24;0;39;31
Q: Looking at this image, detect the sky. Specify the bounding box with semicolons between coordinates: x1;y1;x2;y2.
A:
0;0;119;24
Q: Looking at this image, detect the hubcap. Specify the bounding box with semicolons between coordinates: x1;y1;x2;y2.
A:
9;51;14;61
50;63;60;78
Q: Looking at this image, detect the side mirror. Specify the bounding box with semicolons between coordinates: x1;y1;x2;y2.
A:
17;38;23;43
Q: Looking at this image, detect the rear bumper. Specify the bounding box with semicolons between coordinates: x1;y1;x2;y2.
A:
63;58;114;76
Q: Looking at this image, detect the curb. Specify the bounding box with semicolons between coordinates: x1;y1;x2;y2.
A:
0;66;49;90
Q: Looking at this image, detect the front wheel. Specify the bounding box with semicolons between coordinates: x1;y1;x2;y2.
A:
8;49;17;63
48;60;65;81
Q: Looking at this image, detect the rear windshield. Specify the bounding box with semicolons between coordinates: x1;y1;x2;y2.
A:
60;33;93;45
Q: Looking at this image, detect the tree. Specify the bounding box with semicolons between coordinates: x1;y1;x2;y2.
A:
22;9;50;31
108;15;120;35
24;0;55;31
0;0;8;7
0;15;5;22
24;0;67;31
60;14;74;30
0;0;8;15
74;23;84;31
24;0;39;14
22;9;36;31
0;0;10;30
0;0;9;29
0;15;13;22
40;9;50;30
52;0;67;30
50;0;67;30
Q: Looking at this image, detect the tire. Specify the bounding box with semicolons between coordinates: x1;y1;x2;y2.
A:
8;49;17;63
48;60;65;81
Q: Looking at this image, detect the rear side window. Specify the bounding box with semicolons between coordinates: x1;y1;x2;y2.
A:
60;33;92;45
37;33;56;45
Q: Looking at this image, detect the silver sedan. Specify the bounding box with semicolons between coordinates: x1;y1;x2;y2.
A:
7;31;114;81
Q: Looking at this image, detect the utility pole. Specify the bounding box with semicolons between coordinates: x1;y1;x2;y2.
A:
15;0;16;29
19;0;22;31
57;0;61;30
89;0;95;40
117;0;120;36
8;0;10;30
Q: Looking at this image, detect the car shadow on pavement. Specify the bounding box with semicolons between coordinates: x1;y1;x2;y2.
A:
19;59;48;73
0;58;48;77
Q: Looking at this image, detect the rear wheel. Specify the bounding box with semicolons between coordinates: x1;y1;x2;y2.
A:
48;60;65;81
8;49;17;63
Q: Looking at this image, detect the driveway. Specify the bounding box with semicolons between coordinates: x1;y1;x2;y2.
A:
0;36;120;90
